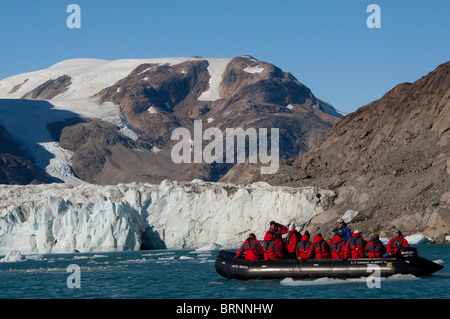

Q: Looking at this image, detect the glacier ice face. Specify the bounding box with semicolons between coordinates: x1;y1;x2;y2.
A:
0;180;336;254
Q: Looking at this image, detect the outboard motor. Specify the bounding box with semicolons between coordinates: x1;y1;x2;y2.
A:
395;247;418;261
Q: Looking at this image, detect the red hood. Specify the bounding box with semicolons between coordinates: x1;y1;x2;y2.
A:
301;234;310;241
352;233;361;238
313;235;324;243
333;235;342;244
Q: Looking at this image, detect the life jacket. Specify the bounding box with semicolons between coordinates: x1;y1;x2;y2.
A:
296;235;312;259
365;238;386;258
306;235;330;259
345;234;366;258
235;236;263;261
330;235;346;259
284;230;300;253
263;239;283;260
387;236;409;256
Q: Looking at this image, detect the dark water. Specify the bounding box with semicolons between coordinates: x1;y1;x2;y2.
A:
0;244;448;299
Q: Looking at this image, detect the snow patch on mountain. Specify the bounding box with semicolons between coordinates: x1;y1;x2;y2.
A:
198;58;232;101
317;100;347;118
0;181;336;254
244;65;264;74
0;58;205;100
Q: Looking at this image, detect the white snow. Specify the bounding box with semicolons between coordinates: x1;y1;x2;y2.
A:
197;58;232;102
148;106;158;114
0;180;336;254
0;58;205;100
244;65;264;74
151;146;161;153
317;101;347;118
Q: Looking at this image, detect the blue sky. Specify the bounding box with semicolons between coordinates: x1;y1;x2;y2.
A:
0;0;449;114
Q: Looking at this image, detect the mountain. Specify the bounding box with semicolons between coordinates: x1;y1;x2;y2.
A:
0;56;344;185
221;61;450;241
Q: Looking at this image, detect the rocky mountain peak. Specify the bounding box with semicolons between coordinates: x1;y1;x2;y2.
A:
0;56;344;184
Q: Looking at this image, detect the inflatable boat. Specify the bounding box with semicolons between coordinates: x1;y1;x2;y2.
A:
215;247;443;280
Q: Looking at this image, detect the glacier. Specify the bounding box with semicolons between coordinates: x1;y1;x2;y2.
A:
0;180;336;255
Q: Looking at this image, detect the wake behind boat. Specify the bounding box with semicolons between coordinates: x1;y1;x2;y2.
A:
215;247;443;280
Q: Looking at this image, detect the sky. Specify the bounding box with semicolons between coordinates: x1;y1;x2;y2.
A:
0;0;449;114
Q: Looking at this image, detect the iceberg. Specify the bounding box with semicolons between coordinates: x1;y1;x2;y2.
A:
0;180;335;255
405;234;434;245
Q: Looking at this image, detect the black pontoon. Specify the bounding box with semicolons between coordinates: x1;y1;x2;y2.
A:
215;247;443;280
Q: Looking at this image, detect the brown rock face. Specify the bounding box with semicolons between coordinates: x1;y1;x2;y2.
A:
0;124;53;184
21;75;71;100
222;61;450;241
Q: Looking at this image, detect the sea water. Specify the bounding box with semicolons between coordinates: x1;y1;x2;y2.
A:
0;244;448;299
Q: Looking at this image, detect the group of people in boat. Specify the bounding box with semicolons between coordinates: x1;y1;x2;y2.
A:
235;219;410;261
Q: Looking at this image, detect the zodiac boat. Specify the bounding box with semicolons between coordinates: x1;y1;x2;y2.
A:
215;247;444;280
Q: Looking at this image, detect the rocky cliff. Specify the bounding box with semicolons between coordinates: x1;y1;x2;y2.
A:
221;61;450;241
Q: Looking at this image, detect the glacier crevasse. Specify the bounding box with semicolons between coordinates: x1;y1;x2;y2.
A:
0;180;336;254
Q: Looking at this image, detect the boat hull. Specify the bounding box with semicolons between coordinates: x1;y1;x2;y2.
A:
215;250;443;280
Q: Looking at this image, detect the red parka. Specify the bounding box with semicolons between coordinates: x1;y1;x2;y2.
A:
365;237;386;258
263;233;283;260
306;234;330;259
345;233;366;258
235;235;263;261
285;229;300;254
264;224;288;242
296;234;312;259
330;235;346;259
387;236;409;256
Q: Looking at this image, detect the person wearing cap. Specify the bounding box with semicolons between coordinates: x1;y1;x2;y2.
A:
263;221;287;259
264;221;288;241
235;233;263;261
331;218;352;244
387;229;409;256
365;234;386;258
345;230;366;259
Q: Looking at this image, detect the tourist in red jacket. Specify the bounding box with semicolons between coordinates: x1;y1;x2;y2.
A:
306;234;330;259
345;231;366;259
235;233;263;261
284;224;300;258
263;231;283;260
264;221;288;242
296;232;312;260
386;229;409;256
330;235;346;259
365;234;386;258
